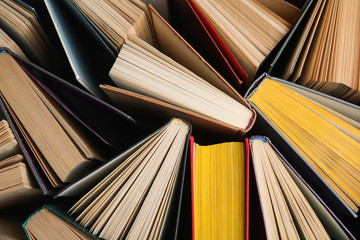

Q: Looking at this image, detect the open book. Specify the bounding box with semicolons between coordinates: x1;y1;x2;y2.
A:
56;118;191;239
0;49;151;194
0;49;105;186
249;136;354;240
44;0;251;102
0;0;60;73
0;118;41;209
246;74;360;218
170;0;302;87
271;0;360;104
101;35;255;141
23;204;97;240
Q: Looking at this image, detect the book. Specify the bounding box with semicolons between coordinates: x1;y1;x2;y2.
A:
267;0;321;80
245;74;360;218
0;85;54;196
23;204;97;240
0;119;21;161
168;0;247;91
44;0;247;103
55;118;192;240
0;0;60;73
0;85;48;199
0;48;152;194
249;136;354;240
43;0;117;100
190;137;249;240
96;4;256;141
271;0;360;104
0;155;42;209
69;0;156;52
101;35;256;141
1;197;46;240
169;0;302;87
0;28;27;59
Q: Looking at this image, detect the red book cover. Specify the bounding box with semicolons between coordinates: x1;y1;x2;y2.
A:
169;0;247;92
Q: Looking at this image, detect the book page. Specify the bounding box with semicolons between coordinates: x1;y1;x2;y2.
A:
193;141;245;240
110;38;254;130
248;78;360;214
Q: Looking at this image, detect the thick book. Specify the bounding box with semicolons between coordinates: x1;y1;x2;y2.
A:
169;0;247;91
0;153;42;209
23;204;98;240
269;0;360;104
43;0;246;106
0;28;27;59
169;0;303;88
245;73;360;219
190;137;249;240
108;7;258;139
56;118;191;240
0;48;151;195
0;88;53;195
0;0;61;73
249;136;354;240
101;35;256;142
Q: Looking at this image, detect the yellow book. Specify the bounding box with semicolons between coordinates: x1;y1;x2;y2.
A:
246;76;360;217
191;138;247;240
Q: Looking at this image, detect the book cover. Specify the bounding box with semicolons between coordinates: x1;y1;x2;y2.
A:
168;0;247;92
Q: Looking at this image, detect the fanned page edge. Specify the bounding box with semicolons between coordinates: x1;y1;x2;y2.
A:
245;75;359;218
249;136;354;240
54;126;159;198
268;140;354;240
100;84;247;139
186;0;248;82
146;6;256;132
